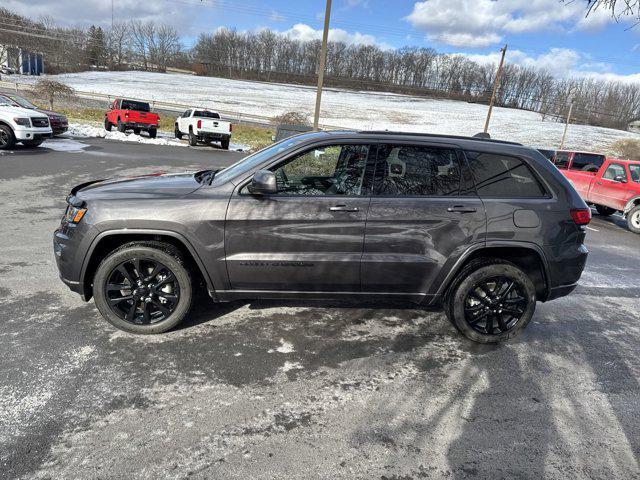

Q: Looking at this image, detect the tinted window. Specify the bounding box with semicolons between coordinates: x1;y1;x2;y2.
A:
121;100;150;112
194;110;220;119
466;151;546;197
602;163;626;181
570;153;605;172
555;152;569;169
182;110;191;118
373;145;460;196
272;144;370;196
629;164;640;183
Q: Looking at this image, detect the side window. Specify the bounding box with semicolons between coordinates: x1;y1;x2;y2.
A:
182;110;191;118
555;152;569;169
602;163;627;181
465;151;546;197
629;164;640;183
570;153;605;172
271;144;370;196
373;145;461;196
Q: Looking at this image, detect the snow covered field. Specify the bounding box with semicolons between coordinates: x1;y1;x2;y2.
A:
14;71;639;151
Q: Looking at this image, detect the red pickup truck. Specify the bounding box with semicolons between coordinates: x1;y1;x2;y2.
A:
104;99;159;138
556;155;640;233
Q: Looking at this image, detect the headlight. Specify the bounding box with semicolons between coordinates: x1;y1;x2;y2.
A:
65;206;87;224
13;117;31;127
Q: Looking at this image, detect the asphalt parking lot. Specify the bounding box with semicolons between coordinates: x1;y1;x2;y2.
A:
1;137;639;480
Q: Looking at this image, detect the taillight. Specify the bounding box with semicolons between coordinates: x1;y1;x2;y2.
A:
230;124;233;132
125;112;129;118
570;208;591;226
197;120;201;129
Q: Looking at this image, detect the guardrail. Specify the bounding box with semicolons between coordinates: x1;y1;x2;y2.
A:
0;79;339;129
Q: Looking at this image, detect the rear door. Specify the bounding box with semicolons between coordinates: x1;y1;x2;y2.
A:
362;142;486;298
224;141;376;292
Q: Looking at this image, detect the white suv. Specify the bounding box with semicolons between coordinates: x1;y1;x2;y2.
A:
0;104;53;150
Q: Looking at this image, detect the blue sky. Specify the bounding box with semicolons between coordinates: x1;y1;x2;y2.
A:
5;0;640;82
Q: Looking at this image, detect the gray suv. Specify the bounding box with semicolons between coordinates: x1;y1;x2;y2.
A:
54;131;590;343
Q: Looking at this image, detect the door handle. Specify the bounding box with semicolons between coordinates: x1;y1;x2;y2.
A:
447;205;478;213
330;204;359;212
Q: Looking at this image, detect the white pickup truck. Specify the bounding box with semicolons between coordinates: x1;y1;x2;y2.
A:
175;108;232;149
0;102;53;150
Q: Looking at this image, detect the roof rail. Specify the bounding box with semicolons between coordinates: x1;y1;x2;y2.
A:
357;130;523;146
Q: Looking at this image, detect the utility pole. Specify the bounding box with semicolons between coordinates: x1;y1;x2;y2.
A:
313;0;332;131
483;44;507;134
560;98;574;150
111;0;114;29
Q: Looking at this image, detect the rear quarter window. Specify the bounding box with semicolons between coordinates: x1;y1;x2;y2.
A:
465;151;547;198
570;153;605;172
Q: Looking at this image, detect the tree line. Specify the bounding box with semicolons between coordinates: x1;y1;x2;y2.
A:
1;7;638;130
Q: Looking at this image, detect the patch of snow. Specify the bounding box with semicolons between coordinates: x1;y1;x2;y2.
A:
275;338;295;354
65;123;185;147
281;361;304;372
13;71;640;151
40;138;89;152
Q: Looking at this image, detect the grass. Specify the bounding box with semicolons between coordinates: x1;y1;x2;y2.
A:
40;102;274;150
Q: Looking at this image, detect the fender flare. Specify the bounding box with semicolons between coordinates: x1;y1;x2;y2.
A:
434;240;551;299
80;228;216;298
623;196;640;215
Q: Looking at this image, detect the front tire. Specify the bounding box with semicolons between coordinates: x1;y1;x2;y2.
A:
104;118;112;131
93;242;193;334
175;125;182;139
0;124;16;150
627;205;640;234
133;128;141;135
446;259;536;343
596;205;616;216
117;120;126;133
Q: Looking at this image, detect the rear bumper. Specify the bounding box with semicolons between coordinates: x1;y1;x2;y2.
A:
197;132;230;141
124;122;157;130
546;282;579;301
542;243;589;301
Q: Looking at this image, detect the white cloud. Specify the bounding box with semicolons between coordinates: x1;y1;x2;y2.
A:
280;23;392;49
405;0;615;48
270;10;285;23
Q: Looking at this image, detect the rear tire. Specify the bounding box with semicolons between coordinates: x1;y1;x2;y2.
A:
104;118;112;131
627;205;640;234
21;139;44;148
595;205;616;216
117;120;126;133
93;241;193;334
221;137;230;150
188;129;198;146
445;258;536;343
148;128;157;139
175;125;182;139
0;125;16;150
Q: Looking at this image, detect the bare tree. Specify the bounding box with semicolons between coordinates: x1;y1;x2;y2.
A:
581;1;640;21
32;79;74;109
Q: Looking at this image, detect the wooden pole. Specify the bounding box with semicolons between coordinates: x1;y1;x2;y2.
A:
313;0;332;131
560;99;574;150
483;44;507;134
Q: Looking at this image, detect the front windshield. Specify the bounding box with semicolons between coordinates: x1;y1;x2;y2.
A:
212;136;308;185
0;96;14;106
9;95;36;109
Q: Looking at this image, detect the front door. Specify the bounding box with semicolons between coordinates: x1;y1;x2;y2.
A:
362;143;486;297
224;142;375;292
591;162;629;211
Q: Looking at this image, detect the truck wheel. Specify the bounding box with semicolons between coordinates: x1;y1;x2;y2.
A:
93;241;193;334
133;128;141;135
175;125;182;139
21;139;44;148
595;205;616;216
221;137;230;150
188;129;198;146
104;118;112;131
117;120;126;133
0;125;16;150
627;205;640;234
148;128;157;139
445;258;536;343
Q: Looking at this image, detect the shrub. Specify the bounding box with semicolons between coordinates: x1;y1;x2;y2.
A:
271;111;311;126
610;139;640;161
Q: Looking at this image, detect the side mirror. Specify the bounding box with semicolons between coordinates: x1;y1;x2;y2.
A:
614;175;627;183
248;169;277;195
271;135;276;142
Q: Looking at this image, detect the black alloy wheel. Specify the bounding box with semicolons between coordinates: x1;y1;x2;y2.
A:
0;125;15;150
106;258;180;325
463;276;528;335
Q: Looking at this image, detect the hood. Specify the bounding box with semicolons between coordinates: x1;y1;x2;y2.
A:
37;109;67;120
0;105;49;118
75;172;202;201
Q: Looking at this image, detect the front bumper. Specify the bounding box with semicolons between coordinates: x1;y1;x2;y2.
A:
53;220;97;300
14;126;53;141
51;123;69;135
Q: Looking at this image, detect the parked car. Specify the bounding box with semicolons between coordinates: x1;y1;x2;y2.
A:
104;98;159;138
175;108;232;149
557;156;640;233
553;150;606;172
536;148;556;162
0;93;68;136
54;131;590;343
0;102;52;149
